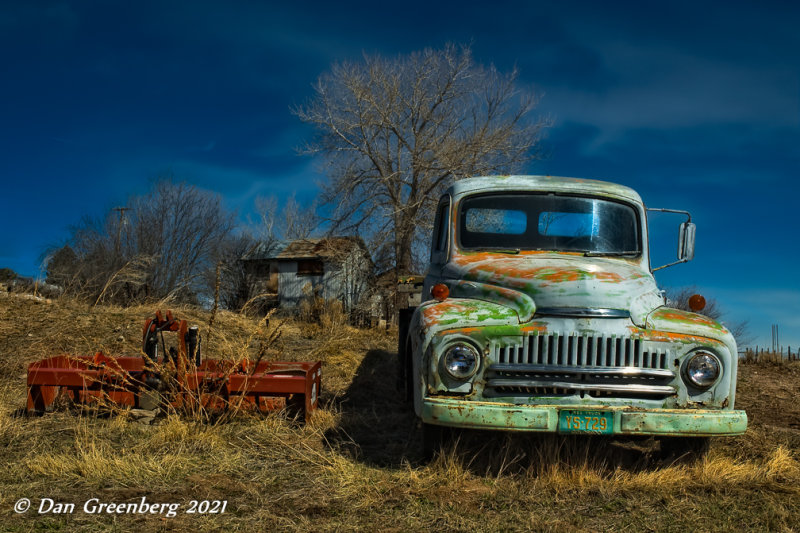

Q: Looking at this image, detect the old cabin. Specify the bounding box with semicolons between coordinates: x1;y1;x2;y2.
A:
242;237;372;312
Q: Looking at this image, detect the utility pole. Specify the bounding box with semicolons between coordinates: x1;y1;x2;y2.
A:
771;324;780;353
113;207;130;260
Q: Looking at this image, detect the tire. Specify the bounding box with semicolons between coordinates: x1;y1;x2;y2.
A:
397;308;415;406
403;341;414;407
422;423;453;461
658;436;710;461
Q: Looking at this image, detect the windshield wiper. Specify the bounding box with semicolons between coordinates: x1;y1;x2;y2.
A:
583;250;640;257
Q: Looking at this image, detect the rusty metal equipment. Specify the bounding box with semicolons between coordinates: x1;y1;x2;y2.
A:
26;310;321;418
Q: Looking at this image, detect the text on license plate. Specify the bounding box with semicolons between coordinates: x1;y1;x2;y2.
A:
558;410;613;434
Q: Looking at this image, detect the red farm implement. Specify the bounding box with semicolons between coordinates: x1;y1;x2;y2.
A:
26;310;322;419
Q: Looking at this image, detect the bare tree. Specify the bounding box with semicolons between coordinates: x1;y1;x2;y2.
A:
47;178;235;305
254;195;280;243
127;180;235;301
254;192;318;244
295;44;549;274
283;194;319;240
45;212;146;301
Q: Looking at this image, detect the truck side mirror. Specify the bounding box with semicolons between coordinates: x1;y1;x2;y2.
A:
648;208;694;272
678;222;696;261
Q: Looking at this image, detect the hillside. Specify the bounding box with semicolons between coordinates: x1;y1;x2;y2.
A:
1;296;798;532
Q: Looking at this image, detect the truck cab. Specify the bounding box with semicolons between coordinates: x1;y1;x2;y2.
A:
401;175;746;453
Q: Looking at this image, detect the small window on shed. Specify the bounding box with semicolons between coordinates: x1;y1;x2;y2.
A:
297;260;324;276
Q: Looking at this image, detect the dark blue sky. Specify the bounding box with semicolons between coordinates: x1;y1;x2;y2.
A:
1;1;798;348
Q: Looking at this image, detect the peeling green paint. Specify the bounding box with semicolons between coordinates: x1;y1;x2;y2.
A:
448;280;536;322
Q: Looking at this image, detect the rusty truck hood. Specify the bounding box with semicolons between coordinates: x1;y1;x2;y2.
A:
441;252;664;326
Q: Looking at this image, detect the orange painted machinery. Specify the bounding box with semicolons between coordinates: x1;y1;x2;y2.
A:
26;310;321;418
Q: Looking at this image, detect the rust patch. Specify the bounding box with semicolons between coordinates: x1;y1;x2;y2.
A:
451;255;638;289
520;323;548;333
627;325;724;346
534;268;623;284
437;326;481;336
651;308;724;330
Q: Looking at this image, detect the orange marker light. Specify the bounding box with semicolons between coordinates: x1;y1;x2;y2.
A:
689;294;706;312
431;283;450;301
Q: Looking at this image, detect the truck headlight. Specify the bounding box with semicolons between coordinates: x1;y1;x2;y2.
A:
443;343;480;380
684;351;721;389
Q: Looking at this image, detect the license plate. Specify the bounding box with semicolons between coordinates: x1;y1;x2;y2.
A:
558;410;613;434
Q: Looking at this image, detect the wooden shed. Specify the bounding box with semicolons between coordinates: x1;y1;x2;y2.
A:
242;237;372;312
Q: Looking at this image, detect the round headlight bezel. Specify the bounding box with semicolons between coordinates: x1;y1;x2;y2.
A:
442;342;480;380
682;350;722;390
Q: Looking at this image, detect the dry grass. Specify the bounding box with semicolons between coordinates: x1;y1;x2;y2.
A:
1;296;799;532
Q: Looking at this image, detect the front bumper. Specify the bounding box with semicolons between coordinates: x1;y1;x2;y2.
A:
422;397;748;436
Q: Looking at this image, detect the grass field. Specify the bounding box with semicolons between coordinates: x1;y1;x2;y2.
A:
1;296;799;532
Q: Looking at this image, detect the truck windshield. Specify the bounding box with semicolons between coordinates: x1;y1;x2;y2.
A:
459;193;640;254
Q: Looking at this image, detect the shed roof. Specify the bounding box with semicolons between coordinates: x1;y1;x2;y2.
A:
244;237;367;262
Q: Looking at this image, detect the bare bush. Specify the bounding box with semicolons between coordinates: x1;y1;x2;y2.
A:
210;233;258;312
297;280;348;334
46;178;235;305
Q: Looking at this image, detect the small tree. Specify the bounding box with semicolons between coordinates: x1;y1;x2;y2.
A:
295;44;549;274
254;192;318;245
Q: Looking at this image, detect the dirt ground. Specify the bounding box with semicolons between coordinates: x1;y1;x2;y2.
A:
737;361;800;431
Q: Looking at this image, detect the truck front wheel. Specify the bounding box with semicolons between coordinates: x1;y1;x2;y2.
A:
658;436;710;461
422;423;453;461
397;308;415;404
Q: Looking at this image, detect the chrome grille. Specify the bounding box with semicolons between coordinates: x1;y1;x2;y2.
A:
486;333;675;399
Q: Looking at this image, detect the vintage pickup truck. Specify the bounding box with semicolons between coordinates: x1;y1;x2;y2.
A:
398;175;747;456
